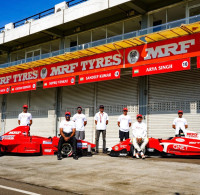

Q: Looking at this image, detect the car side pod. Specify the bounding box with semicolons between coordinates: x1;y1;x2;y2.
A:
147;138;164;153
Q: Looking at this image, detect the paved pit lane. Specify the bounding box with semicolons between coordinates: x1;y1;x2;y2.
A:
0;154;199;195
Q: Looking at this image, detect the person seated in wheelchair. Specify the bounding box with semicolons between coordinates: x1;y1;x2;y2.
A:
57;111;78;160
132;114;148;159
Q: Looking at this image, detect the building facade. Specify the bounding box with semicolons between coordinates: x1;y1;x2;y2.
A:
0;0;200;147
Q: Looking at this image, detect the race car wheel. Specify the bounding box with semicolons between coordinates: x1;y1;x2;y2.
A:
61;143;73;157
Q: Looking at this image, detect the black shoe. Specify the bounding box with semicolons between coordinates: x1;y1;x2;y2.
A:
73;155;78;160
57;154;62;160
94;151;99;155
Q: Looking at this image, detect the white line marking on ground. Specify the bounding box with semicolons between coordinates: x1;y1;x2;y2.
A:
0;185;41;195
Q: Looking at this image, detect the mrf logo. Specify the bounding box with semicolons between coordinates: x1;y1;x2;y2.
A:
144;39;195;60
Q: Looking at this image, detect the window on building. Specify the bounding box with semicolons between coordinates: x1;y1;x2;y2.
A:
51;39;60;52
92;27;106;41
11;53;18;62
78;31;91;45
65;35;77;48
149;9;167;31
124;17;141;33
167;4;186;22
11;50;25;62
107;22;123;38
0;53;8;64
17;50;25;60
189;4;200;17
41;42;51;54
188;0;200;16
26;49;41;58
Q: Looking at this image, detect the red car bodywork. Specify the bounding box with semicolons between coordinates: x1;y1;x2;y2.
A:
109;131;200;157
0;126;96;155
148;136;200;156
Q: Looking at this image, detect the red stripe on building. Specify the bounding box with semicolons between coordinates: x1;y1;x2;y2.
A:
0;87;10;94
132;58;190;77
43;77;75;89
79;69;120;84
11;83;37;93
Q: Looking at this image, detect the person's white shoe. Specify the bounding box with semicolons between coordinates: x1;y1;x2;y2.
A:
135;153;140;159
140;152;145;159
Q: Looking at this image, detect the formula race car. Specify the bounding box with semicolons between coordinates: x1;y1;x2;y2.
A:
107;130;200;157
0;126;96;157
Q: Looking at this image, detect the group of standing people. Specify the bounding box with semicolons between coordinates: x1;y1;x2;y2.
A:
17;104;188;160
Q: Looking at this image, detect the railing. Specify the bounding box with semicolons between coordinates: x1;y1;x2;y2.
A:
0;0;88;30
0;14;200;69
14;8;55;28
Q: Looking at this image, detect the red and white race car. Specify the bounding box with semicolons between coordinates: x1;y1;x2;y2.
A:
0;126;96;157
107;130;200;157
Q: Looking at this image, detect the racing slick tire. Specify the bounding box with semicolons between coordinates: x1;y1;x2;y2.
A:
61;143;73;157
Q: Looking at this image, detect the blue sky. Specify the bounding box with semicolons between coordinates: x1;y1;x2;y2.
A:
0;0;81;28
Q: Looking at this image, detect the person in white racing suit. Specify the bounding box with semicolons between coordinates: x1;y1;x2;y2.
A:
72;106;87;140
172;110;188;136
132;114;148;159
118;107;132;142
18;104;32;126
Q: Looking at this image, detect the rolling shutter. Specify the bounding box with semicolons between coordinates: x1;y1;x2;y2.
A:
61;83;95;143
148;68;200;138
97;74;139;147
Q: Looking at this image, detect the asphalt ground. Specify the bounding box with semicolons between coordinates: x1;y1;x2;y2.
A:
0;154;199;195
0;178;75;195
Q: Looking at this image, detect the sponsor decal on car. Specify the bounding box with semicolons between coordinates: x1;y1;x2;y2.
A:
119;153;127;156
175;138;185;142
114;146;119;150
120;145;127;149
77;142;88;148
186;133;198;138
173;144;188;151
44;149;52;153
43;141;53;144
8;131;21;135
1;135;15;140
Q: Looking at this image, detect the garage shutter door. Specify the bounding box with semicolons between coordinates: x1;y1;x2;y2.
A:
148;68;200;138
5;92;29;132
61;83;95;143
97;75;139;147
30;87;56;137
